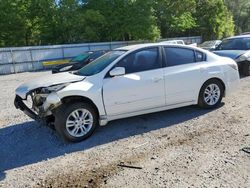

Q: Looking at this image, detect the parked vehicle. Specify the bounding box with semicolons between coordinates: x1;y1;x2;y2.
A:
52;50;108;73
160;40;197;47
213;35;250;76
241;32;250;35
160;40;185;45
43;59;70;67
15;43;239;142
199;40;221;51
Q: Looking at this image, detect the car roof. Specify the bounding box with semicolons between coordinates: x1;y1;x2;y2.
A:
117;43;187;50
203;40;221;42
225;34;250;40
116;43;204;52
117;43;158;51
241;32;250;35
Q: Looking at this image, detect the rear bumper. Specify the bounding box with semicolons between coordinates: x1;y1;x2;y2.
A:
14;95;39;120
224;71;240;97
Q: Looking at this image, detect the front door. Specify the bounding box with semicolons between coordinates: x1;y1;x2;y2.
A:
103;47;165;116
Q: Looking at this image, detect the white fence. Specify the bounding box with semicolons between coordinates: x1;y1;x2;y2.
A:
0;36;202;75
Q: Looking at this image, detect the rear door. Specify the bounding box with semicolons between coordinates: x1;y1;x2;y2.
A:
162;47;206;105
103;47;165;116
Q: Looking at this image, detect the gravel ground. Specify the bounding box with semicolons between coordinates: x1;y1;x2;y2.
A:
0;71;250;188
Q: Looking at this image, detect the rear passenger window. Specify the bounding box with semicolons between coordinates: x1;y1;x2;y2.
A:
195;51;205;62
164;47;195;66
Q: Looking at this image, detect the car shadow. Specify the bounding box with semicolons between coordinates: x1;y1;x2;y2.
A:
0;171;5;181
0;104;223;175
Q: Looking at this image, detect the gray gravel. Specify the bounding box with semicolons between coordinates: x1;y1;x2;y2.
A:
0;71;250;188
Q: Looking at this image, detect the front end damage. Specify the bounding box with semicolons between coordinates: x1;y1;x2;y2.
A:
14;87;62;121
14;72;86;124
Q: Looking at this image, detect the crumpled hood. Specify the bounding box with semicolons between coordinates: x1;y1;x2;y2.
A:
213;50;246;60
16;72;85;99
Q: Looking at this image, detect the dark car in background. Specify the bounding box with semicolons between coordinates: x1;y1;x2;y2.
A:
52;50;108;73
213;35;250;76
199;40;221;51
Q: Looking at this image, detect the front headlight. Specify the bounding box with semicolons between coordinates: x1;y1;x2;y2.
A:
236;51;250;62
42;83;69;93
60;65;73;71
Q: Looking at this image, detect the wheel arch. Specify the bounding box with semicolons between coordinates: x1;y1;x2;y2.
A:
203;77;225;93
199;77;226;99
197;77;225;108
61;95;100;117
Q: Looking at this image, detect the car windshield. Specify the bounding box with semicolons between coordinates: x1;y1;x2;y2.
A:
70;53;90;63
75;50;126;76
216;37;250;50
88;51;106;59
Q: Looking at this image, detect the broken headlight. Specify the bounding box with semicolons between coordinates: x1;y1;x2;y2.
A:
41;83;69;93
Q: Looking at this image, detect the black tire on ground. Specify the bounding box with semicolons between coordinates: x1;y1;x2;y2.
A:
198;79;224;109
54;102;98;142
243;62;250;76
45;115;55;130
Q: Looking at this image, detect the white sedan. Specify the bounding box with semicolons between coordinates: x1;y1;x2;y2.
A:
15;43;240;142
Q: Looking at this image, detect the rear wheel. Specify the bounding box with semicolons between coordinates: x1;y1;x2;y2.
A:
54;102;98;142
198;79;224;109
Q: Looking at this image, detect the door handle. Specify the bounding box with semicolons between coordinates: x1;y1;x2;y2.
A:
152;77;162;83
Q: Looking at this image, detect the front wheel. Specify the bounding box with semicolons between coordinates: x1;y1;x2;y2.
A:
198;79;224;109
54;102;98;142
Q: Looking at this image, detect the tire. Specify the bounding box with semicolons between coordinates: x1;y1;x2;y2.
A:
44;115;55;130
54;102;98;142
198;79;224;109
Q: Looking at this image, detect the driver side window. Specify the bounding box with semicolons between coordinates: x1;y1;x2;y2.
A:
116;48;160;74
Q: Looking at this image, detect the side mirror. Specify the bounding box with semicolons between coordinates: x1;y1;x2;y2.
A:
109;67;125;77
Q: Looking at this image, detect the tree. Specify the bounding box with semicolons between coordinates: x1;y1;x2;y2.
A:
80;9;107;42
224;0;250;34
194;0;234;40
0;0;28;46
0;0;58;46
154;0;197;38
85;0;160;41
0;0;237;47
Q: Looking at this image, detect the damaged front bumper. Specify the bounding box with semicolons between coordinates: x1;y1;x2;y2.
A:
14;92;62;120
14;95;39;120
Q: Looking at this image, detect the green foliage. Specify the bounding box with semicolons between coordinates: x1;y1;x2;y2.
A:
85;0;160;41
81;10;107;42
224;0;250;34
0;0;27;46
194;0;234;40
0;0;241;47
154;0;197;38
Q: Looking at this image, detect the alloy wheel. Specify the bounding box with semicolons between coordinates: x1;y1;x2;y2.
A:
66;109;93;137
203;83;221;106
